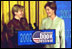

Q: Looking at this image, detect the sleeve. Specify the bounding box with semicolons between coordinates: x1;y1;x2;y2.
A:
40;19;45;30
7;22;14;39
23;18;32;30
7;22;15;48
59;20;65;48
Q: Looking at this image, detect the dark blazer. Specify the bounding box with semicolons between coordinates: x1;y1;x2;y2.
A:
7;18;31;48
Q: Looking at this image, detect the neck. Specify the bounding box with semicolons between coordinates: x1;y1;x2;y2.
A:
15;16;20;21
50;14;56;20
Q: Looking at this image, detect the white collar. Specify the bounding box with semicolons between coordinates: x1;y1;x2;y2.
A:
48;16;58;21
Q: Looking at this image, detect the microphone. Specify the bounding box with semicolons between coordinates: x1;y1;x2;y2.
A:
34;23;39;30
29;23;33;30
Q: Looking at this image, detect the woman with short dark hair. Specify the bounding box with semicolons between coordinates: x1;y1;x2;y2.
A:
41;2;65;48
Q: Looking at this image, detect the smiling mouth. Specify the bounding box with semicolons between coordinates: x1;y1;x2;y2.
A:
20;14;23;16
48;13;50;15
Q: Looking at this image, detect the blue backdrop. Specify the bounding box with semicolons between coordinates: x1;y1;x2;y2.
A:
56;1;71;48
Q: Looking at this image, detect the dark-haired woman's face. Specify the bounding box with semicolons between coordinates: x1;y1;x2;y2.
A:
45;6;54;17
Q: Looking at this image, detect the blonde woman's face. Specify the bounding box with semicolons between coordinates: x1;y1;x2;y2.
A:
15;9;24;18
45;6;54;17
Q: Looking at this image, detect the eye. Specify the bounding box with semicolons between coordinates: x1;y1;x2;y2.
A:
46;9;49;11
20;10;22;12
47;9;49;11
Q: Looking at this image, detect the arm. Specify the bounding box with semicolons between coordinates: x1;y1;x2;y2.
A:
40;20;45;30
59;20;65;48
7;22;15;48
22;18;32;30
7;23;14;38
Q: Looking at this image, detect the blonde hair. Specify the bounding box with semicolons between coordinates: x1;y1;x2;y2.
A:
12;4;24;17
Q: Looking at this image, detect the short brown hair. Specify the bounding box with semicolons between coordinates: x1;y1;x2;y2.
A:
12;4;24;16
44;2;57;15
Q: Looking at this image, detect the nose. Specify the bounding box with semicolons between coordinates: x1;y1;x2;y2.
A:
47;11;49;13
22;11;24;13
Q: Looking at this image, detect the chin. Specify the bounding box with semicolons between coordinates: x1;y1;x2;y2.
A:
48;14;51;17
20;16;23;18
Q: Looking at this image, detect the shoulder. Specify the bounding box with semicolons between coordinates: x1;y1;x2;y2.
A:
7;19;15;27
56;16;65;26
21;18;27;21
21;17;27;20
42;17;48;24
56;16;64;23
